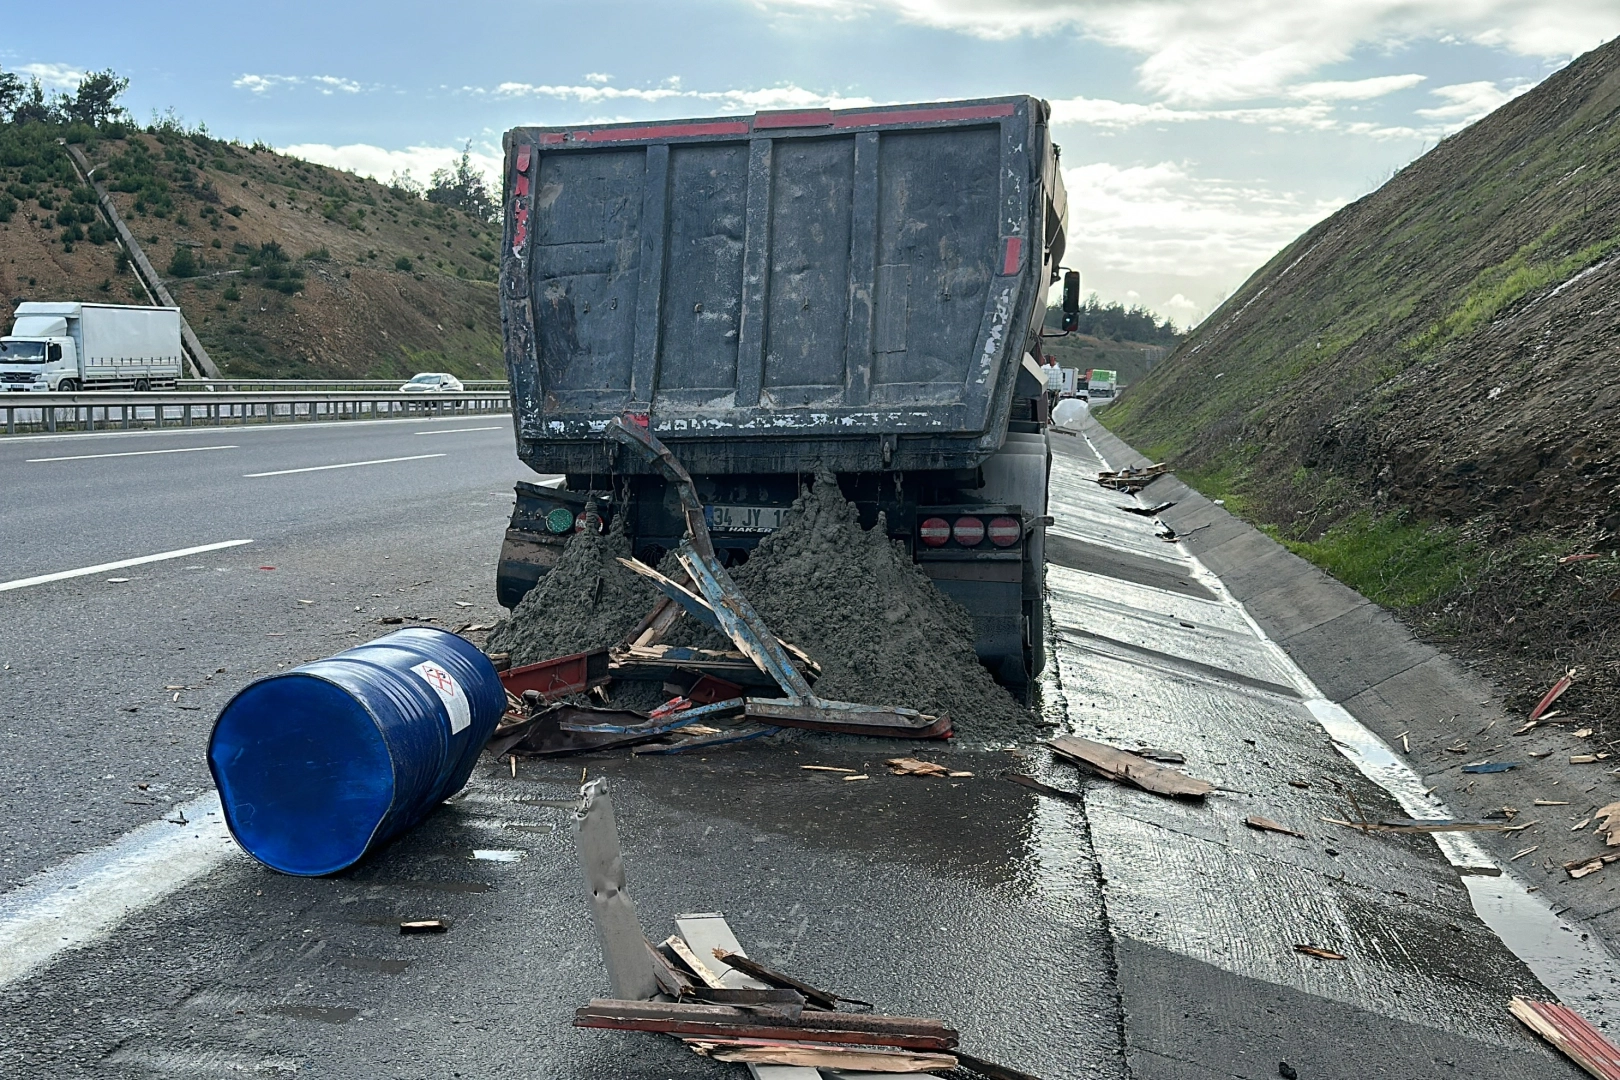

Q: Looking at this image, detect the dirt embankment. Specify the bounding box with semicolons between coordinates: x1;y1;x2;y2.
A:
1102;35;1620;744
0;128;502;379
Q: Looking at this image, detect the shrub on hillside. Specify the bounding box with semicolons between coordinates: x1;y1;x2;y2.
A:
168;246;199;278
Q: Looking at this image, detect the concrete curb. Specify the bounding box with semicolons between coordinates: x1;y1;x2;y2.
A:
1072;410;1620;936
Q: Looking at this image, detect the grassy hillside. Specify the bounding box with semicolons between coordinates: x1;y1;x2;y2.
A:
1104;38;1620;727
0;120;502;379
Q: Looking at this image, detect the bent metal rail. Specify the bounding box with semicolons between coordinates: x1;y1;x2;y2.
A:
1;390;513;435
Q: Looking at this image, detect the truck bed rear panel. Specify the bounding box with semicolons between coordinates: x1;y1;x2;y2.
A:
501;97;1063;476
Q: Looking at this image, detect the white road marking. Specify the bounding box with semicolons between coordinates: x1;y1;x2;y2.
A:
0;792;240;988
244;453;445;477
26;444;238;463
0;539;254;594
414;426;500;436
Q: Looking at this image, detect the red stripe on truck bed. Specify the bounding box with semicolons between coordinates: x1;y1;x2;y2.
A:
753;109;834;129
545;121;752;145
833;102;1016;127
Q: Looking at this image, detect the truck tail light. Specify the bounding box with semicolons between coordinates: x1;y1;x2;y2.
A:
987;516;1021;547
953;516;985;546
918;517;951;547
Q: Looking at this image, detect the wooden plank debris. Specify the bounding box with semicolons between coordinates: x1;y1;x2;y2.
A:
688;1037;956;1072
1510;997;1620;1079
886;758;973;778
1530;671;1576;721
1565;853;1620;879
1293;944;1346;960
1244;815;1306;838
572;999;959;1051
1594;801;1620;846
676;914;771;991
1048;735;1213;799
663;935;729;989
713;950;874;1011
399;919;446;935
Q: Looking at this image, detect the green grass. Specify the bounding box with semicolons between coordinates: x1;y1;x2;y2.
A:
1406;233;1620;354
1278;511;1479;609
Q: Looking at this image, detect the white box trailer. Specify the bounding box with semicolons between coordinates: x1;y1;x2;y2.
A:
0;302;183;391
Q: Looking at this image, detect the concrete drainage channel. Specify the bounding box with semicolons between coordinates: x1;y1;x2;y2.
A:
1066;409;1620;1041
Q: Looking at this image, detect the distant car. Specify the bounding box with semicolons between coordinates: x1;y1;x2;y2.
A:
399;372;464;393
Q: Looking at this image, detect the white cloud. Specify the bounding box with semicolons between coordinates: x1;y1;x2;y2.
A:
309;75;363;95
583;72;613;85
754;0;1620;103
1417;79;1533;122
279;142;501;187
1290;74;1426;101
17;62;86;90
234;73;372;96
1049;95;1334;131
1061;159;1343;323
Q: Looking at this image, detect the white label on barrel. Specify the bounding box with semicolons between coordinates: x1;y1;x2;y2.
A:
410;661;471;734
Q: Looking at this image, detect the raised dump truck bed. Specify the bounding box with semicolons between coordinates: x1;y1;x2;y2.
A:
498;95;1065;476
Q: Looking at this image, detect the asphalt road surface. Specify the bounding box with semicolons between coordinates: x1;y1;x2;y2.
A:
0;415;1597;1078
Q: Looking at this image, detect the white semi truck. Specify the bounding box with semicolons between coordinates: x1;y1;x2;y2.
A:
0;302;183;392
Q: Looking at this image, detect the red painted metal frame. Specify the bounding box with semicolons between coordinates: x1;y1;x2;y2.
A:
499;648;611;703
531;100;1020;148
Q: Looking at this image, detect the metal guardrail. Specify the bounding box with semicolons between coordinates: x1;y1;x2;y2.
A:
1;390;513;435
174;379;511;391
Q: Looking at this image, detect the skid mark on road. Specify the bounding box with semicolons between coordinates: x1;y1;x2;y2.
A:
0;792;241;987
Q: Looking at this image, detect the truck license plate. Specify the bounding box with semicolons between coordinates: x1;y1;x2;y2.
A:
709;505;786;532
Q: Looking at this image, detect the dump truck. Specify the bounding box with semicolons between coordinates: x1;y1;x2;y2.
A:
494;96;1070;699
0;302;183;392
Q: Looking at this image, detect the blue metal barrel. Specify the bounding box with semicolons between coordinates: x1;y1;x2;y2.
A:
207;628;505;876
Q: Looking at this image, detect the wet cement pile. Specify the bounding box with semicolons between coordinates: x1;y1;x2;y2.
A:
710;476;1037;740
486;520;660;667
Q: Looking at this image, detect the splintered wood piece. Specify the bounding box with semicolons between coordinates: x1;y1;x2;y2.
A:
572;999;958;1051
1530;672;1575;721
886;757;950;777
1048;735;1213;799
676;913;771;991
712;950;873;1010
1293;944;1347;961
399;920;446;935
662;935;728;989
1594;801;1620;846
1510;997;1620;1079
1245;815;1306;838
686;1037;955;1072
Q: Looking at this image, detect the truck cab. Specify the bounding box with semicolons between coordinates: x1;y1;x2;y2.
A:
0;332;76;391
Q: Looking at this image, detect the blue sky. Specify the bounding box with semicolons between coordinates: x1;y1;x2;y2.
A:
6;1;1616;327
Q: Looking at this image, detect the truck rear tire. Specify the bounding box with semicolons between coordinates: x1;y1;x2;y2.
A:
134;378;150;391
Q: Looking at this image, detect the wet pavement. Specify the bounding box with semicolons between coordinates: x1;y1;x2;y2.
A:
0;418;1606;1077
